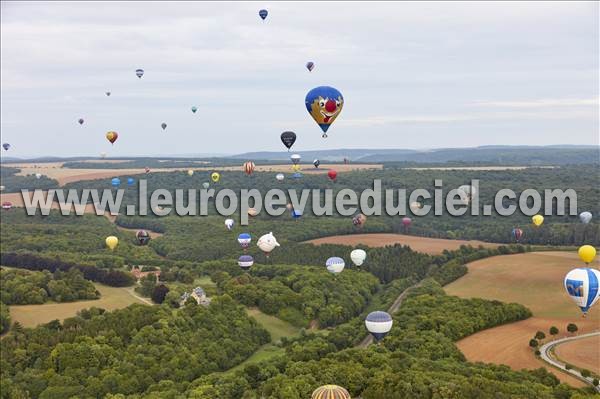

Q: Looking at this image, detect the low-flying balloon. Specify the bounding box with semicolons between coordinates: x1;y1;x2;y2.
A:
106;131;118;145
578;245;597;264
458;184;476;199
326;257;345;274
350;249;366;267
2;143;11;151
280;131;296;151
225;219;234;230
136;230;151;245
532;214;544;227
2;202;13;210
243;161;256;176
580;212;592;224
276;173;285;181
111;178;121;187
564;267;600;315
187;169;194;176
311;385;351;399
135;68;144;79
512;228;523;242
238;233;251;250
127;177;135;186
145;167;151;174
409;202;422;214
352;213;367;227
78;118;84;125
0;186;5;191
35;173;42;179
105;236;118;250
402;217;412;228
313;159;320;168
305;86;344;137
161;123;167;130
291;209;302;219
191;106;198;113
248;208;258;217
203;182;210;189
327;169;337;181
258;9;268;20
365;311;393;341
211;172;220;183
257;232;279;256
291;154;301;165
306;61;315;72
238;255;254;270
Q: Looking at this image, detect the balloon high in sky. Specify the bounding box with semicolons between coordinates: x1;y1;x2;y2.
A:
305;86;344;137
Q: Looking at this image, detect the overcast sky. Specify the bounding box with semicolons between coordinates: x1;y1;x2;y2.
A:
1;1;598;158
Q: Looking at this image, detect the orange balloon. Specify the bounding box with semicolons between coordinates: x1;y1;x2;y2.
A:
106;131;118;144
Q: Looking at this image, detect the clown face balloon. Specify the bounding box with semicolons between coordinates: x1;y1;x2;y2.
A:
305;86;343;137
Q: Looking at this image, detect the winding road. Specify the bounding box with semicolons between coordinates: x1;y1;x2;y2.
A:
539;331;600;392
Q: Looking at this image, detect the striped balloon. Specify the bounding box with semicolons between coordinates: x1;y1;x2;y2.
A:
564;268;600;314
326;257;345;274
365;311;393;341
311;385;351;399
243;161;256;175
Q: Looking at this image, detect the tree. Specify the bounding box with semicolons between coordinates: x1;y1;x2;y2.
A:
535;331;546;341
151;284;169;304
593;378;599;387
566;323;578;334
549;326;559;336
580;369;591;378
529;339;538;348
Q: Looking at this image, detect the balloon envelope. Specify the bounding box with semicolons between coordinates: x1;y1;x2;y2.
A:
2;201;13;210
136;230;151;245
135;68;144;78
326;257;345;274
290;154;301;165
78;118;84;125
35;173;42;179
259;9;268;19
580;212;593;224
203;182;210;189
578;245;597;264
327;170;337;181
225;219;234;230
532;214;544;227
106;131;118;144
365;311;393;341
564;267;600;314
191;106;198;113
352;213;367;226
111;178;121;187
280;131;296;150
211;172;220;182
238;255;254;270
350;249;366;266
512;228;523;242
243;161;255;175
257;232;280;254
105;236;118;250
127;178;135;185
238;233;251;248
161;123;167;130
306;61;315;72
305;86;344;137
3;143;11;151
276;173;285;181
187;169;194;176
311;385;350;399
313;159;320;168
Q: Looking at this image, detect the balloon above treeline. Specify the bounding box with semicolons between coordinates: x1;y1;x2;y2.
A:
564;267;600;315
313;159;320;168
280;131;296;151
512;228;523;242
257;232;279;257
211;172;220;182
105;236;118;250
580;212;592;224
243;161;255;176
2;143;10;151
238;255;254;270
350;249;366;267
136;230;151;245
305;86;344;137
259;9;268;20
105;91;111;96
365;311;393;341
532;214;544;227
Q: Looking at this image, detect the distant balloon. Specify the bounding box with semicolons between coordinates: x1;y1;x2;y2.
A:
579;245;597;264
127;177;135;186
211;172;220;183
258;9;268;20
257;232;280;256
243;161;256;176
327;169;337;181
402;217;412;228
187;169;194;176
306;61;315;72
100;152;107;159
2;143;11;151
350;249;367;267
191;106;198;113
105;91;111;96
458;184;476;199
238;233;252;249
305;86;344;137
352;213;367;227
35;173;42;179
280;131;296;151
202;182;210;189
78;118;84;125
326;257;345;274
135;68;144;79
111;177;121;187
106;131;118;145
2;201;13;210
238;255;254;270
564;267;600;315
248;208;258;217
136;230;151;245
161;123;167;130
409;201;422;214
144;167;150;174
311;385;351;399
105;236;118;250
292;172;303;179
276;173;285;181
225;218;234;230
580;212;593;224
532;214;544;227
365;311;393;341
313;159;320;168
286;203;293;211
512;228;524;242
0;186;5;191
291;209;302;219
290;154;301;165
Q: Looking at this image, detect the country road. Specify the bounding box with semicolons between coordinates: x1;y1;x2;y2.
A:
539;331;600;392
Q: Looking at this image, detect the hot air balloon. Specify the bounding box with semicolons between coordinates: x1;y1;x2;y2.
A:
100;152;107;159
238;233;252;250
105;91;111;96
352;213;367;227
2;202;13;210
111;177;121;187
280;131;296;151
291;209;302;219
144;167;151;174
127;177;135;186
211;172;220;183
458;184;476;200
248;208;258;217
276;173;285;181
35;173;42;179
243;161;256;176
191;106;198;113
136;230;151;245
2;143;11;151
291;164;301;172
257;232;279;257
327;170;337;181
365;311;393;341
306;61;315;72
78;118;84;125
238;255;254;270
311;385;351;399
258;9;268;20
580;212;593;224
292;172;303;179
105;236;118;250
135;68;144;79
203;182;210;189
579;245;597;264
161;123;167;130
305;86;344;137
402;217;412;229
326;257;345;274
350;249;366;267
225;218;234;230
512;228;523;242
286;203;293;211
532;214;544;227
0;186;5;191
187;169;194;176
313;159;320;168
291;154;301;166
409;202;422;214
106;131;118;145
564;267;600;315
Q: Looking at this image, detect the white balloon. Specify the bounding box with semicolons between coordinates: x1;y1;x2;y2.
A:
350;249;367;266
579;212;593;224
225;218;234;230
564;267;600;314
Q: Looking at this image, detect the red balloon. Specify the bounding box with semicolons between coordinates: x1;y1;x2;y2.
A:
402;217;412;227
327;169;337;181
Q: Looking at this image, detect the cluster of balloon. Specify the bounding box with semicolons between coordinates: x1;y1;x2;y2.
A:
238;255;254;271
402;217;412;232
564;245;599;317
106;131;118;145
238;233;252;251
191;106;198;113
161;123;167;131
225;219;234;230
280;131;296;151
257;232;279;257
532;214;544;227
78;118;84;125
326;257;345;275
313;159;320;168
580;211;592;224
350;249;366;269
258;9;268;20
105;236;118;250
276;173;285;182
352;213;367;228
127;177;135;186
327;169;337;182
111;177;121;187
2;201;13;210
306;61;315;72
311;385;351;399
211;172;220;183
243;161;255;176
512;227;523;242
305;86;344;138
365;311;393;342
2;143;10;151
136;68;144;79
187;169;194;176
136;230;151;246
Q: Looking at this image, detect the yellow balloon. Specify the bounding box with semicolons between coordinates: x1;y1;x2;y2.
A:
578;245;597;264
532;214;544;227
187;170;194;176
105;236;118;250
211;172;220;182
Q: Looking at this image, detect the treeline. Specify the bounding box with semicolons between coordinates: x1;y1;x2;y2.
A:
0;167;58;193
0;296;270;399
0;267;98;304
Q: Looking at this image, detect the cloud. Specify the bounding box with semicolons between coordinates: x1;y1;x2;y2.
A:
473;97;599;108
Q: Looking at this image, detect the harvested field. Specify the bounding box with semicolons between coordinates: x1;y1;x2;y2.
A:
554;334;600;375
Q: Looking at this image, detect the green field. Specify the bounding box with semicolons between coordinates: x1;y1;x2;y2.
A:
246;307;301;342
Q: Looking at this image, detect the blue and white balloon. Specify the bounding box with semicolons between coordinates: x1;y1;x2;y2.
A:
564;268;600;315
111;177;121;187
365;311;393;341
238;255;254;270
238;233;251;249
326;257;345;274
